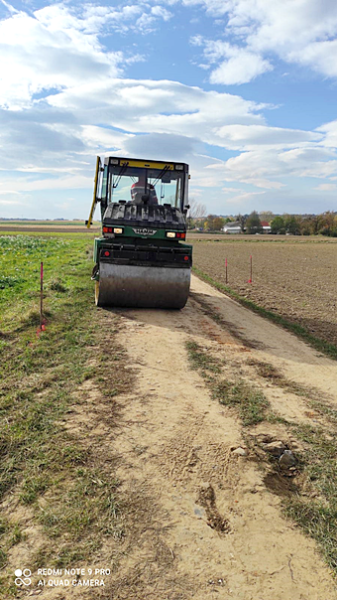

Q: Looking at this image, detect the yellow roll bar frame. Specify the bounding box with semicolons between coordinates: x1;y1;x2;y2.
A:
86;156;101;228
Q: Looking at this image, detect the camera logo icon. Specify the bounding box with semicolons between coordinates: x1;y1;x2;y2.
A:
15;569;32;586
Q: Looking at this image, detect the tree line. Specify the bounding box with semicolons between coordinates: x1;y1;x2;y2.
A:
269;212;337;236
188;203;337;237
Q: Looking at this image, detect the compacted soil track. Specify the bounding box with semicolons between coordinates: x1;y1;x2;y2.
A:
98;274;337;600
8;274;337;599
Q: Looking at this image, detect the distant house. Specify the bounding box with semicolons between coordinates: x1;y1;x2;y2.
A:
260;221;271;233
223;221;242;234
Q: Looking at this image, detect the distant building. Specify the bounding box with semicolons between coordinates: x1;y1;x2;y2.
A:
223;221;242;234
260;221;271;233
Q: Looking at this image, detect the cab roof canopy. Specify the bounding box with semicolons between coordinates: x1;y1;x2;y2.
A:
104;156;188;172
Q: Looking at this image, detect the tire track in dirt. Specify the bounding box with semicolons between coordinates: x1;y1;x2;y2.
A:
190;276;337;398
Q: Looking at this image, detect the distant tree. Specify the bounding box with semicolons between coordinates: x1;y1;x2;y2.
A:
301;215;320;235
298;216;312;236
203;215;226;231
187;199;207;229
317;211;337;237
235;213;247;231
245;211;263;234
213;216;225;231
284;215;300;235
270;215;285;234
204;214;217;231
259;211;275;222
188;198;207;220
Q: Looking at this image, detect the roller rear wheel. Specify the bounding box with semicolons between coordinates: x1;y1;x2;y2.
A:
95;263;190;309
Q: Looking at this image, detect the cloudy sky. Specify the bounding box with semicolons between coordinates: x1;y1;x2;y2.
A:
1;0;337;218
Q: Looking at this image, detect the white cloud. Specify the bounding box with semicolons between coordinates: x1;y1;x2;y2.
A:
185;0;337;83
0;2;172;110
316;120;337;149
0;199;25;205
222;186;244;193
198;40;272;85
122;132;199;160
190;34;204;46
151;6;173;20
278;147;337;179
289;40;337;77
80;126;133;150
1;70;337;202
210;48;272;85
205;141;337;190
45;78;267;152
135;13;157;32
215;124;321;149
0;174;93;194
315;183;337;191
0;5;124;109
226;190;265;205
83;4;143;33
0;189;21;195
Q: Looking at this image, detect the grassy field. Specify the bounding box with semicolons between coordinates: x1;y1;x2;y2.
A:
189;235;337;354
0;233;129;596
0;224;100;235
0;220;99;227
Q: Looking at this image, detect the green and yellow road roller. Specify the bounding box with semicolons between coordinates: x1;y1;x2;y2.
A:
86;156;192;308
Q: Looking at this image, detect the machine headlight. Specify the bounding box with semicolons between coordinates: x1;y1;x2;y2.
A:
113;228;124;234
166;232;176;238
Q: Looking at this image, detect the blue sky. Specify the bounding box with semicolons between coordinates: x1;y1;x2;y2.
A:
1;0;337;219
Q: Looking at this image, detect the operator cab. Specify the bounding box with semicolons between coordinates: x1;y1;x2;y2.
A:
93;157;189;222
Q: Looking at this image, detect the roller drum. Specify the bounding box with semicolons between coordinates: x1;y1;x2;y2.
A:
95;263;190;309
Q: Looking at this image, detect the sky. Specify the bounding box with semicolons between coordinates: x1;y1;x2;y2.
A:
1;0;337;219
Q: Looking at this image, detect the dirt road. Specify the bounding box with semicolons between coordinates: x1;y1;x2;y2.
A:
97;274;337;599
9;274;337;599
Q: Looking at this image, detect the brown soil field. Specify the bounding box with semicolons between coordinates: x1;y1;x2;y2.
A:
188;232;337;243
189;236;337;348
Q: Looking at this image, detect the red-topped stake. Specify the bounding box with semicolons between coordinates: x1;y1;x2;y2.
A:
248;254;252;283
40;262;44;329
225;258;228;284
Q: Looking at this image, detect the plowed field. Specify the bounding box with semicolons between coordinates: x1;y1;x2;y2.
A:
190;236;337;348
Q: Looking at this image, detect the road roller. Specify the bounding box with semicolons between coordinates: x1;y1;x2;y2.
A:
86;156;192;308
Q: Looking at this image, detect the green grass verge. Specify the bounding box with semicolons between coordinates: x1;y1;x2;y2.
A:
192;266;337;360
0;234;129;596
185;340;222;375
286;423;337;572
186;340;270;426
